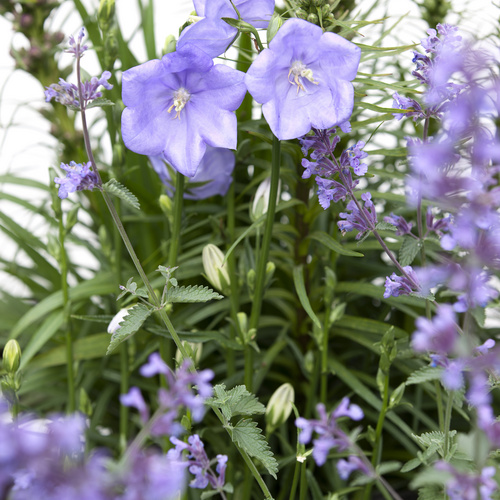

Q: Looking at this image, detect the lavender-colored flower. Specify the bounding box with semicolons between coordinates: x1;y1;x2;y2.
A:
65;28;88;58
336;455;371;481
169;435;228;492
338;193;377;239
411;304;458;354
435;462;498;500
150;146;235;198
122;44;246;177
54;161;100;199
295;398;363;466
177;0;275;58
384;266;419;298
120;387;150;423
426;208;451;237
44;72;112;109
316;176;351;210
339;140;368;176
245;19;361;140
392;92;424;121
384;213;413;236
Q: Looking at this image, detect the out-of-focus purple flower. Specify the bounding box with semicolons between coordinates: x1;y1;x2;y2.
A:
337;455;371;481
177;0;275;58
54;161;100;199
426;208;452;237
245;19;360;140
150;146;235;198
384;213;413;236
338;193;377;239
121;356;214;437
476;339;496;355
441;359;465;391
169;435;228;492
384;266;419;298
392;92;425;121
295;398;363;467
412;304;458;354
120;387;150;423
435;462;498;500
122;44;246;178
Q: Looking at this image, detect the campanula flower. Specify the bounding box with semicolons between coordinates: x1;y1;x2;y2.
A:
122;44;246;177
150;146;235;198
245;19;361;140
177;0;275;58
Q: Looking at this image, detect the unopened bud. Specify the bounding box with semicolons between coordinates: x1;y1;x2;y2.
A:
3;340;21;373
266;383;295;432
321;4;331;17
267;13;284;43
251;178;281;222
237;312;248;338
264;261;276;287
307;13;319;24
295;8;308;19
159;194;173;219
202;244;230;292
98;0;115;30
247;268;256;294
164;35;176;55
175;341;202;366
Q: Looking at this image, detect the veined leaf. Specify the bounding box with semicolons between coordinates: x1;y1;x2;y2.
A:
400;237;421;267
207;384;266;420
165;285;223;303
87;97;115;109
107;303;152;354
103;179;140;210
406;366;443;385
230;419;278;478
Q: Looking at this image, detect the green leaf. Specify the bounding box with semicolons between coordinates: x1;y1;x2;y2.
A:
293;265;322;330
86;97;115;109
375;222;397;231
231;419;278;478
165;285;223;303
399;237;421;267
206;384;265;420
107;304;152;354
412;430;456;449
103;179;140;210
406;366;443;385
308;231;364;257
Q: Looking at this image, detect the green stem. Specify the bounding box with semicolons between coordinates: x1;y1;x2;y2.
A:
119;343;129;453
443;391;453;458
246;135;281;391
320;303;331;403
288;460;301;500
59;215;75;413
299;461;308;500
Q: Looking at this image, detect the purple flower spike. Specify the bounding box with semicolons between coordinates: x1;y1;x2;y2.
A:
140;352;169;377
122;44;246;177
150;146;235;198
337;455;371;480
177;0;275;58
120;387;150;423
245;19;361;140
384;213;413;235
54;161;100;199
338;193;377;239
384;266;419;298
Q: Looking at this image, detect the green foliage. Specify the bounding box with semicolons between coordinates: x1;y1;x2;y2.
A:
165;285;223;304
207;384;266;421
103;178;140;210
107;304;152;354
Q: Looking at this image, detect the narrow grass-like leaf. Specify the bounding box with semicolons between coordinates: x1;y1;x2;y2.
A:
308;231;364;257
107;303;152;354
293;265;322;330
103;179;140;210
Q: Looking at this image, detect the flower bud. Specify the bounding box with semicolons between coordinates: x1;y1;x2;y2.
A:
3;340;21;374
159;194;173;219
202;244;230;292
266;383;294;433
267;13;284;43
175;341;202;366
164;35;176;55
294;8;308;19
307;12;319;24
264;261;276;287
98;0;115;30
250;177;281;222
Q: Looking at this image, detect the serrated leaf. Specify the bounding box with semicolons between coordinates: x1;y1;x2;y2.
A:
206;384;265;420
165;285;223;303
412;430;456;449
417;485;444;500
231;419;278;478
87;97;115;109
400;457;423;473
103;179;140;210
399;237;421;267
375;222;397;231
308;231;364;257
406;366;443;385
107;304;152;354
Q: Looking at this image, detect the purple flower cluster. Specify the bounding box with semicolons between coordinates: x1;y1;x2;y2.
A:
54;161;100;199
65;28;88;59
383;266;419;299
169;434;228;491
295;398;369;479
150;146;235;199
120;353;214;436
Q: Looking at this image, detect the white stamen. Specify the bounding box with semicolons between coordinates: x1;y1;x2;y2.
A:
288;61;318;94
167;87;191;120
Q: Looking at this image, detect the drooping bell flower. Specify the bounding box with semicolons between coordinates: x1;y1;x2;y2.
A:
121;44;246;177
245;19;361;141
